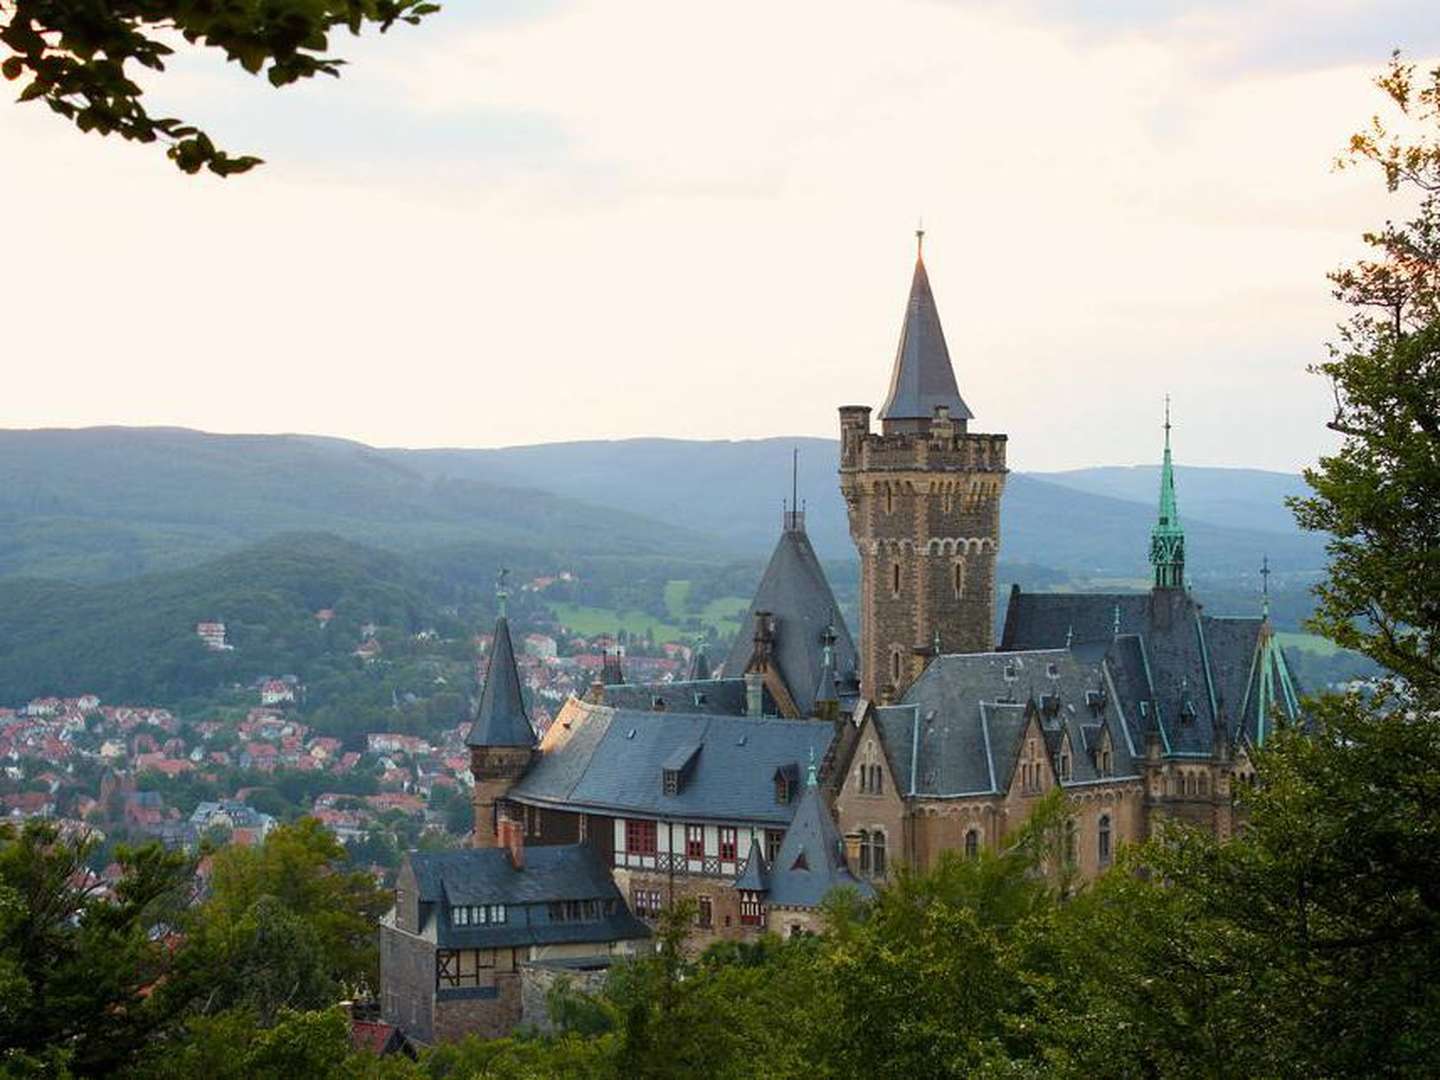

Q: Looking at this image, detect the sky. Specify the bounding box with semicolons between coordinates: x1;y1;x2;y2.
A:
3;0;1438;473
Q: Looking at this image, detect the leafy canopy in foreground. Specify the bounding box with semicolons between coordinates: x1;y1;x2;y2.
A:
1293;53;1440;691
0;0;437;175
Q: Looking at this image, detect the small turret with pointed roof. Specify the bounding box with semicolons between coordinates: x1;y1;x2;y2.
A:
877;228;974;436
764;747;872;912
467;570;538;848
687;640;712;681
467;573;535;751
1150;397;1186;591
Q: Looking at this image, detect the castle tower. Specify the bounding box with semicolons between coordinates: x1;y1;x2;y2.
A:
466;577;537;847
1150;398;1185;591
839;232;1008;701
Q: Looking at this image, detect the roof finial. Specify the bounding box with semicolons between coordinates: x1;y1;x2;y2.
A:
496;567;509;619
792;446;799;520
1065;624;1074;649
806;745;818;787
1164;393;1172;450
916;219;925;260
1260;555;1271;620
1113;603;1121;638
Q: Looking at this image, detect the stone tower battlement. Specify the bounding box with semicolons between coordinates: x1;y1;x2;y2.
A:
839;240;1008;702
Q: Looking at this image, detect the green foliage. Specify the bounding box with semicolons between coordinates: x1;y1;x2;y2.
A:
0;821;193;1077
0;0;436;175
178;819;388;997
1290;54;1440;693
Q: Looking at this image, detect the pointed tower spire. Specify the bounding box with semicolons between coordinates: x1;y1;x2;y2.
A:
878;232;973;435
1150;396;1186;590
1260;555;1272;621
466;599;534;750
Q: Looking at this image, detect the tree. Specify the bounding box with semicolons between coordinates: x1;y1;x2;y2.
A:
0;821;194;1076
0;0;436;175
1292;54;1440;694
157;818;389;1036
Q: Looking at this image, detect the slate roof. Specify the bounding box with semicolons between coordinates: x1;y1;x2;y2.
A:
735;836;770;892
509;702;833;826
722;523;859;716
766;764;872;908
879;649;1138;799
466;616;536;748
997;587;1302;755
406;844;650;949
598;677;775;717
877;251;973;427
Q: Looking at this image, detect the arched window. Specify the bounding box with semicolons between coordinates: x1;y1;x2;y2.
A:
965;828;979;859
1098;814;1112;866
892;562;902;596
871;765;883;794
872;831;887;877
1059;745;1071;782
953;560;965;599
1199;773;1209;797
857;829;871;875
886;486;894;514
892;650;902;685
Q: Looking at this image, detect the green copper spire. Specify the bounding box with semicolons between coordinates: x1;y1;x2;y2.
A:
1150;397;1185;590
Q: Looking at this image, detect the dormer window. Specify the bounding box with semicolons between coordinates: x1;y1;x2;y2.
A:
451;904;506;927
1059;742;1072;782
662;768;680;797
774;763;799;804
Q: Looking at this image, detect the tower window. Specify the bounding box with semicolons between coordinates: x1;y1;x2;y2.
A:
953;560;965;598
1098;814;1112;865
886;486;894;514
964;828;979;859
891;650;902;685
892;562;902;596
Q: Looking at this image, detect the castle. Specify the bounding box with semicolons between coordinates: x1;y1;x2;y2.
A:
379;233;1303;1044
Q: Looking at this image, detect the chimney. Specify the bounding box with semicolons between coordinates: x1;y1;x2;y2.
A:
843;831;862;870
745;672;764;718
498;814;525;871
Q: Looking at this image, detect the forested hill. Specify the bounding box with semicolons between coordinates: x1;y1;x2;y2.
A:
0;427;1326;587
0;533;456;706
0;427;714;582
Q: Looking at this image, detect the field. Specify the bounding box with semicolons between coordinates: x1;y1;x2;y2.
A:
549;580;750;644
1276;631;1343;656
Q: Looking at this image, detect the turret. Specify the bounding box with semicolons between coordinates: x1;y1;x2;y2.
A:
839;231;1008;700
466;573;537;847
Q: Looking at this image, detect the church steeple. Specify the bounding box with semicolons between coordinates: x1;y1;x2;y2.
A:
877;231;973;435
1150;398;1185;590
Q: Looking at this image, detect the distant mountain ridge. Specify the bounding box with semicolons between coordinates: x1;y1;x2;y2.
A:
0;427;1326;584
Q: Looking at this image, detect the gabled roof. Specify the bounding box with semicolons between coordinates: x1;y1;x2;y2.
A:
409;843;615;906
877;250;973;426
874;648;1141;798
766;763;871;908
466;616;535;749
403;844;652;949
997;586;1303;756
509;700;832;826
722;524;858;716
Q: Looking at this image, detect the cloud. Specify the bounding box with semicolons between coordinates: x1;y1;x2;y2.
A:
0;0;1423;475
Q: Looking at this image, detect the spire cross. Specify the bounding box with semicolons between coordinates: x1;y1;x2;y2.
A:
916;220;925;259
495;567;510;618
1260;555;1271;619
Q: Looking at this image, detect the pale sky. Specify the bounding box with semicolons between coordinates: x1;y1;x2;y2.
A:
3;0;1436;472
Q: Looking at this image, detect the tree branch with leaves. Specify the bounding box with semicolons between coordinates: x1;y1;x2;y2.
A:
0;0;438;175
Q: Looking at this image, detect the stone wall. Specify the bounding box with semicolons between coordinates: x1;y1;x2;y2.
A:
839;410;1008;701
432;977;523;1043
520;963;611;1035
380;924;436;1044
